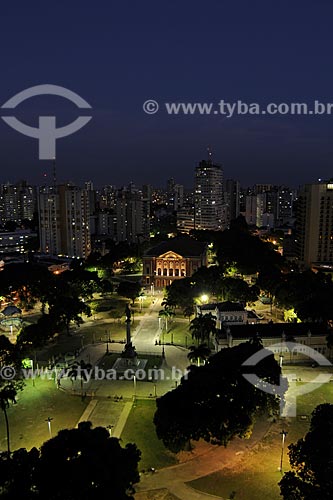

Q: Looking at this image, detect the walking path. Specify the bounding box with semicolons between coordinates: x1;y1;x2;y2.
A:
112;401;133;438
135;418;272;500
63;297;277;499
76;399;98;426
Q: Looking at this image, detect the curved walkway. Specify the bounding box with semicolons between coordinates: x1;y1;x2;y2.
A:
135;419;272;500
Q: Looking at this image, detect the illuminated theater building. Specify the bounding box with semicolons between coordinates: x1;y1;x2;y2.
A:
142;237;207;288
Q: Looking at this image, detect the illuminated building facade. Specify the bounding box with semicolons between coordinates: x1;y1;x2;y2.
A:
142;237;207;287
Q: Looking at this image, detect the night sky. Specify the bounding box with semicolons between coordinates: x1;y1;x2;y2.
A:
1;0;333;188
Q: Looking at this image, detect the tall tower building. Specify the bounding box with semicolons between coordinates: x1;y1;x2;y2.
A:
38;184;91;258
194;157;224;230
142;184;152;240
116;185;144;243
224;179;240;223
296;180;333;267
38;187;60;255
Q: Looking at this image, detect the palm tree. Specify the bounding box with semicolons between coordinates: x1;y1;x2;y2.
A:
187;343;211;367
159;307;175;334
0;384;18;458
68;360;92;399
189;313;216;346
0;335;24;458
183;303;194;323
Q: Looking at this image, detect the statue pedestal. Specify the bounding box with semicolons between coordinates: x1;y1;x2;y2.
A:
121;341;137;364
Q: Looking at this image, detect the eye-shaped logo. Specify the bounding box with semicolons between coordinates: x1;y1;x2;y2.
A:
1;84;92;159
242;342;332;417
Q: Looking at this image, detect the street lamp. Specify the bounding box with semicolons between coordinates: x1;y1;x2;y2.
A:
45;417;53;438
139;294;145;312
200;294;209;304
279;430;288;473
133;374;137;401
106;425;114;437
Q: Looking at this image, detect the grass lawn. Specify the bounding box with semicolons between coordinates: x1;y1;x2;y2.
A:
0;379;88;453
189;378;333;500
121;399;176;471
166;321;190;347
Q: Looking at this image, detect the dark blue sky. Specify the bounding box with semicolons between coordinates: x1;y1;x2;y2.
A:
1;0;333;188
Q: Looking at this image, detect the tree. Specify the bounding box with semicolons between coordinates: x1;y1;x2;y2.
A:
222;277;259;305
187;343;211;366
183;302;195;323
49;296;91;334
279;403;333;500
0;335;24;458
191;265;224;298
154;340;285;453
0;263;51;310
0;422;141;500
189;313;216;345
17;314;58;350
67;359;93;398
117;281;141;305
159;307;175;333
164;278;194;309
215;223;285;275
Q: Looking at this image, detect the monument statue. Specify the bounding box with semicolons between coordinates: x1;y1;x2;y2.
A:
121;303;137;361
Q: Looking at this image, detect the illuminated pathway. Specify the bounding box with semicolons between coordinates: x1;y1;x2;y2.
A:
135;418;272;500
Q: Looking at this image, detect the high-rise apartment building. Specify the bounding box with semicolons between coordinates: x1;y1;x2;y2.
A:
277;186;295;225
224;179;240;223
296;181;333;267
194;158;224;230
0;181;36;226
38;184;91;258
116;185;144;243
245;193;274;228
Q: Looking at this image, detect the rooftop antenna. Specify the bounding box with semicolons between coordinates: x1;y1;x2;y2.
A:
207;146;213;163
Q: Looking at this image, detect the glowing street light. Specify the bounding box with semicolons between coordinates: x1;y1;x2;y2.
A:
201;294;209;304
106;425;114;437
45;417;53;438
133;374;137;401
279;430;288;473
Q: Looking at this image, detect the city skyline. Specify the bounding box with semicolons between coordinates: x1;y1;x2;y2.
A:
1;1;333;186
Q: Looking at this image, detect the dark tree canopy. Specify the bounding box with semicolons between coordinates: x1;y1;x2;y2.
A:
215;224;285;275
0;422;141;500
154;341;285;453
280;404;333;500
117;281;141;304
